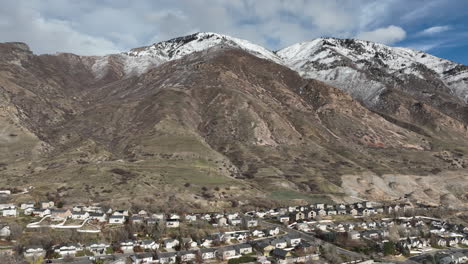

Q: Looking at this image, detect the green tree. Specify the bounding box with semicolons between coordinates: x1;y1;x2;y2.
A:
383;241;396;256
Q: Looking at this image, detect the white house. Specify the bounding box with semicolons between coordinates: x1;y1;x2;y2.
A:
185;214;197;222
20;202;35;210
32;208;51;217
229;218;242;226
86;242;110;255
166;219;180;228
270;238;288;249
0;204;15;210
121;240;135;252
217;246;239;260
277;215;290;224
157;252;177;264
130;252;153;264
109;215;126;224
164;239;179;249
23;246;45;259
235;244;253;255
71;211;89;220
141;240;159;250
54;243;81;257
2;207;17;217
40;201;54;209
0;225;10;237
178;250;197;262
200;248;216;260
89;212;107;222
113;209;129;217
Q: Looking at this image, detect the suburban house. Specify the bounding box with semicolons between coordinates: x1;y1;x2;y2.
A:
235;243;253;255
229;218;242;226
348;231;361;240
270;238;288;249
2;207;16;217
200;248;217;260
0;203;15;210
243;217;259;228
88;212;107;222
130;252;154;264
40;201;55;209
315;209;327;217
20;202;35;210
305;210;316;219
217;217;228;226
326;209;337;216
54;243;81;257
252;230;266;237
141;239;159;250
217;246;239;260
290;211;305;221
121;240;135;252
50;209;72;220
277;215;290;224
113;209;129;217
71;211;89;220
200;237;214;248
271;248;291;260
254;241;275;256
166;219;180;228
130;216;144;224
286;235;301;247
265;227;280;236
109;215;126;224
178;250;197;262
164;239;180;249
181;237;198;249
185;214;197;222
23;246;45;259
86;242;110;255
32;208;51;217
157;252;177;264
0;224;10;237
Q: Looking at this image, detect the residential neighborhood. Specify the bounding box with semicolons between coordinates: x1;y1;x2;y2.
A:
0;189;467;264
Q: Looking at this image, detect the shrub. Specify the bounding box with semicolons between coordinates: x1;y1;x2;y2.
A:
228;256;256;264
383;241;396;256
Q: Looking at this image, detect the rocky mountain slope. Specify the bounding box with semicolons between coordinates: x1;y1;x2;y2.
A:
278;38;468;127
0;34;467;210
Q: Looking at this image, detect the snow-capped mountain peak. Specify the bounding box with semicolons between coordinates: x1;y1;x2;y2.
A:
90;33;467;104
91;32;282;77
126;32;280;63
278;37;468;103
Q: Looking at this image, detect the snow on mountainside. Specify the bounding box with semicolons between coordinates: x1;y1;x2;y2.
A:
89;33;468;105
278;37;468;104
92;32;282;77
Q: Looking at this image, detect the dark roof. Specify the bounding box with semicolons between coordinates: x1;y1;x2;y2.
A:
178;250;197;255
134;252;153;259
296;241;313;249
158;251;177;257
141;240;156;245
235;243;252;249
272;248;289;258
200;248;217;253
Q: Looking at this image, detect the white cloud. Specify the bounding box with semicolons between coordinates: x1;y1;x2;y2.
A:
356;25;406;44
0;0;122;55
420;25;451;35
0;0;460;55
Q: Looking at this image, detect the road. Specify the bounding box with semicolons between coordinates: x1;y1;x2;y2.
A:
260;219;367;260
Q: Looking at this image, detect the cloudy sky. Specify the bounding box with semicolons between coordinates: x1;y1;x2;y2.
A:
1;0;467;64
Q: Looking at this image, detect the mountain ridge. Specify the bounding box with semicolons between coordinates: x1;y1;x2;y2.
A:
0;35;467;210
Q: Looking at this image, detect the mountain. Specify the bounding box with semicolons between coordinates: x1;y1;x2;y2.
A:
278;38;468;127
91;32;282;77
0;34;467;211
